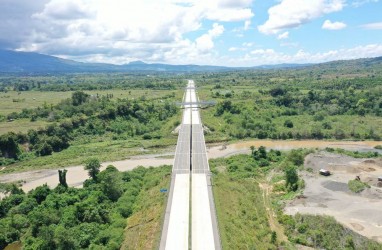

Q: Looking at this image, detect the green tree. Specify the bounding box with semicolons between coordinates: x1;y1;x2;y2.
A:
253;146;267;160
250;146;255;155
72;91;89;106
287;149;305;166
31;184;51;204
98;165;123;202
285;165;299;191
58;169;68;188
54;225;77;249
0;133;21;159
35;141;53;156
84;158;101;181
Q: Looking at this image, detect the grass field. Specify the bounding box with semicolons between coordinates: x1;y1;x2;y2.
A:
0;88;183;135
210;155;283;249
0;89;182;116
0;119;50;134
121;166;171;250
0;91;72;115
213;175;277;249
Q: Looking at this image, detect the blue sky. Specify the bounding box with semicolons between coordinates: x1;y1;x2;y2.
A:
0;0;381;66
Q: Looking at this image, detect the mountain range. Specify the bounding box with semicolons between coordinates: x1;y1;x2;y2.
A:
0;49;381;74
0;50;231;73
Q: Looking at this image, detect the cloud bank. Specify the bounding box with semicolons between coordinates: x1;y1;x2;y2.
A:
258;0;345;34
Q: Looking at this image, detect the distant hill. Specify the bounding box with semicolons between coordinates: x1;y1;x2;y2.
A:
0;50;229;73
252;63;312;70
0;49;382;74
311;56;382;73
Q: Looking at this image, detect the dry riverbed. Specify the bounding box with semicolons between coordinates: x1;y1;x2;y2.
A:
1;140;381;197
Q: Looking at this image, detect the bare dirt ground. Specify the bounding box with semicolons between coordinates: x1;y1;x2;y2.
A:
207;139;382;159
285;152;382;242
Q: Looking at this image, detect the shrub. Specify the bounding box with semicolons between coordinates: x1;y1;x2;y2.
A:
287;149;305;166
348;180;370;193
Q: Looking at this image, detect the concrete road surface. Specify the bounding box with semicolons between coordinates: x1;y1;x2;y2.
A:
160;80;221;250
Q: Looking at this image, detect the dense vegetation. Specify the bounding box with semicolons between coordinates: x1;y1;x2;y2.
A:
0;163;171;249
0;89;178;168
0;73;181;93
325;147;380;158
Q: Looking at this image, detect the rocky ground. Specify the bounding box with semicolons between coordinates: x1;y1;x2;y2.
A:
285;152;382;242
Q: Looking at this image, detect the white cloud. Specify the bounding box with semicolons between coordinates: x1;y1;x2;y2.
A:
234;43;382;66
361;22;382;30
228;46;247;52
217;0;253;8
251;49;276;55
258;0;345;35
33;0;94;20
322;20;346;30
195;23;224;52
277;31;289;39
352;0;379;7
0;0;253;64
242;42;254;47
206;8;254;22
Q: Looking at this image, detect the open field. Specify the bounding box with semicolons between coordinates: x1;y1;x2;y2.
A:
0;91;72;115
0;89;183;116
0;119;49;134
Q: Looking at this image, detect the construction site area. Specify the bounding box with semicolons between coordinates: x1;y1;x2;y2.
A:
285;152;382;243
